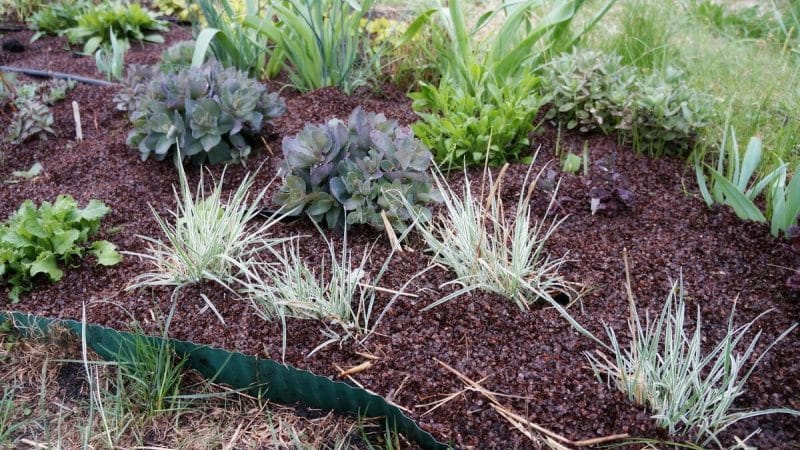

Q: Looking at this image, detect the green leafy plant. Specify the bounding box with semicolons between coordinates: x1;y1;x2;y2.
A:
622;67;714;156
242;0;376;93
273;107;439;231
407;0;617;167
194;0;279;79
0;0;48;22
541;49;636;133
27;0;91;42
0;196;121;303
126;61;285;164
586;271;799;447
66;1;169;55
126;160;290;323
542;50;713;156
94;29;129;81
695;126;798;235
409;162;573;311
160;40;201;74
1;74;75;144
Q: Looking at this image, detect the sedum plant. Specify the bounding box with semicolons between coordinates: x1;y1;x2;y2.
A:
126;61;286;165
0;196;121;303
410;162;573;310
159;40;201;74
273;107;440;231
66;1;169;55
586;271;799;447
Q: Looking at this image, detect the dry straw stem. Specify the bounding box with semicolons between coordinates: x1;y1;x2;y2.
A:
433;358;629;448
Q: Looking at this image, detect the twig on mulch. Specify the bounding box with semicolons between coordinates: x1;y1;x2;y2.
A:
434;358;629;449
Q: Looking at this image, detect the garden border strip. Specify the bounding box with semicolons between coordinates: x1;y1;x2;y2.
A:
0;66;119;86
0;310;450;450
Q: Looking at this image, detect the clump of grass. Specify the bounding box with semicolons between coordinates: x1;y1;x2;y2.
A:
126;159;289;323
235;222;418;359
411;161;574;311
586;259;799;447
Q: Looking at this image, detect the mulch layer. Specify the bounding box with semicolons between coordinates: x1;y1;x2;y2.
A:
1;24;798;450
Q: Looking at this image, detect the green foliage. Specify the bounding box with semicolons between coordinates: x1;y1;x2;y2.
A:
1;74;75;144
27;0;90;42
622;68;714;156
685;0;775;40
0;0;48;22
159;40;199;74
541;50;635;133
194;0;278;79
696;126;800;236
152;0;199;22
243;0;376;93
411;74;541;167
542;51;713;156
66;1;169;55
94;29;129;81
113;64;156;113
407;0;617;167
126;61;285;165
273;107;439;231
562;152;582;174
0;196;120;303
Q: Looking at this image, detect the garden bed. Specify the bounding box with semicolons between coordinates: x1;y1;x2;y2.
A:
1;25;799;449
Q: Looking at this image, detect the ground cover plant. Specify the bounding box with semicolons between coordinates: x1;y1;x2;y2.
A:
0;0;799;449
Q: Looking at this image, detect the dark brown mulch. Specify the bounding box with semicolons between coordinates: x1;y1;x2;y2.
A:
0;26;798;450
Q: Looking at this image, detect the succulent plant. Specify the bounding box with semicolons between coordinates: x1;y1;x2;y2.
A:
113;64;157;113
5;99;55;144
160;40;199;74
274;107;440;230
126;61;286;165
41;79;77;105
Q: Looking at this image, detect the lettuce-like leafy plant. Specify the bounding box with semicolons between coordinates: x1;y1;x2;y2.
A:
0;196;121;303
66;1;169;55
27;0;91;42
126;61;286;164
273;107;439;230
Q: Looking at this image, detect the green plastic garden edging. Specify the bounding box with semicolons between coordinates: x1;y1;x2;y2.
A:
0;310;449;450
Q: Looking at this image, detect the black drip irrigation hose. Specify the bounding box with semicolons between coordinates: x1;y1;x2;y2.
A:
0;24;25;32
0;65;119;86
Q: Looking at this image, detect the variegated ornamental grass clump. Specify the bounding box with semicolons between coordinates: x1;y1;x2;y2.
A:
273;108;440;231
126;61;286;165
